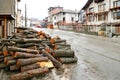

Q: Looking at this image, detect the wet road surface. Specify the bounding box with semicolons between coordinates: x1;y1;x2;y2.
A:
33;28;120;80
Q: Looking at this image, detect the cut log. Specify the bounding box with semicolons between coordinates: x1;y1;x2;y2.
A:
37;61;54;69
3;50;9;56
8;46;39;54
6;59;16;65
0;63;7;69
14;52;42;58
16;43;37;48
0;55;4;59
21;63;41;72
53;49;74;58
17;57;48;66
42;50;62;68
10;67;49;80
4;56;14;64
59;56;78;64
10;65;20;71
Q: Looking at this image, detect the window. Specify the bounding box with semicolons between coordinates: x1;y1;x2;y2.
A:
63;12;65;15
98;14;107;21
54;17;56;20
71;17;74;22
88;15;94;22
113;0;120;7
113;11;120;19
89;7;94;12
98;4;106;12
0;20;2;25
63;17;65;22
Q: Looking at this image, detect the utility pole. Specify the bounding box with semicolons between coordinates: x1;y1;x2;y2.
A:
25;4;27;27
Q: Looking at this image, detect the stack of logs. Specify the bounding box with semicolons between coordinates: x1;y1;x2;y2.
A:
0;27;77;80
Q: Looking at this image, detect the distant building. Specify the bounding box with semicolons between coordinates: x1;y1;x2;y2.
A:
48;6;79;27
0;0;21;38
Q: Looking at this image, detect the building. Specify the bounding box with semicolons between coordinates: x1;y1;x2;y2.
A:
82;0;120;36
48;6;79;28
0;0;21;38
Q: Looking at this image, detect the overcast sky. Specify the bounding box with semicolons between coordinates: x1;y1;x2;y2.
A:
19;0;87;20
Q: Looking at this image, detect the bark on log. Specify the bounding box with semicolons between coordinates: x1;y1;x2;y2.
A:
10;65;20;71
4;56;14;64
59;56;78;64
6;59;16;65
16;43;37;48
0;55;4;59
21;63;40;72
8;46;39;54
53;49;74;58
42;50;62;68
0;63;7;69
10;67;49;80
17;57;48;66
14;52;42;58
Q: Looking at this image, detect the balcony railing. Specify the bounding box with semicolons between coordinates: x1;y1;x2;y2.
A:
110;6;120;11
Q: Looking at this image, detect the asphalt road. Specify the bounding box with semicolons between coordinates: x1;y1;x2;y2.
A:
33;28;120;80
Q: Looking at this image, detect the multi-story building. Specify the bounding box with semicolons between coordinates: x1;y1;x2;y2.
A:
82;0;120;36
48;6;79;27
0;0;20;38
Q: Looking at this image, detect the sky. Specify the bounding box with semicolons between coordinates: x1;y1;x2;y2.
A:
18;0;87;20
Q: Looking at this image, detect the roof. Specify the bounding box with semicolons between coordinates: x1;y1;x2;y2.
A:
0;14;15;20
82;0;93;10
62;10;78;14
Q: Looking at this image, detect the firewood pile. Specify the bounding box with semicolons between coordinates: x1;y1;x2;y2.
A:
0;27;77;80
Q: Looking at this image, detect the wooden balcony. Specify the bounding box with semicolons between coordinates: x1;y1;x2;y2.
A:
95;11;108;15
86;12;94;15
110;6;120;11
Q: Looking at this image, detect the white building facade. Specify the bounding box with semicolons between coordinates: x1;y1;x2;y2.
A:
82;0;120;35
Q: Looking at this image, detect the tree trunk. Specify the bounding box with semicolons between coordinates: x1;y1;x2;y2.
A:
17;57;48;66
8;46;39;54
10;67;49;80
21;63;40;72
53;49;74;58
14;52;42;58
42;50;62;68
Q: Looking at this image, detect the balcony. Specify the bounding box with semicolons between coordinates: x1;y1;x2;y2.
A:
95;11;108;15
110;6;120;11
86;12;94;15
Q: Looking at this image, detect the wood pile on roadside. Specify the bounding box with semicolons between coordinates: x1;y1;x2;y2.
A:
0;27;77;80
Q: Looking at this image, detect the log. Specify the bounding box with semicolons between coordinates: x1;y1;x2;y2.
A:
0;55;4;59
8;46;39;54
10;65;20;71
10;67;49;80
21;63;41;72
14;52;42;58
6;59;16;65
3;50;9;56
42;50;62;68
4;56;14;64
17;57;48;66
53;49;74;58
0;58;4;62
0;63;7;69
16;43;37;48
59;56;78;64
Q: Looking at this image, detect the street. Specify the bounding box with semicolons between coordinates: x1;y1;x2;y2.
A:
33;28;120;80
